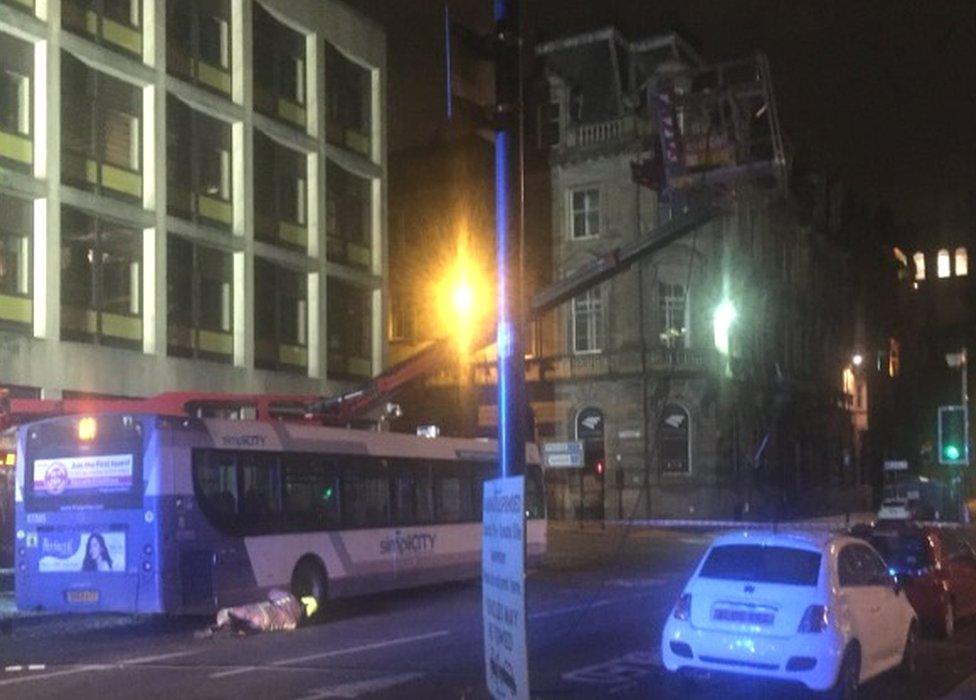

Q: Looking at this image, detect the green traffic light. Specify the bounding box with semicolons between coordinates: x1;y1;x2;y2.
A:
945;445;961;461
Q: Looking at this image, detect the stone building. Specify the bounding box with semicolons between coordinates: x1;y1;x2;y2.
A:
0;0;386;400
531;28;868;519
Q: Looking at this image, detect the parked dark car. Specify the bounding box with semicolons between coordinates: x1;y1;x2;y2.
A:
853;522;976;637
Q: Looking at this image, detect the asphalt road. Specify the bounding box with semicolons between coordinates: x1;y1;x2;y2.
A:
2;524;976;699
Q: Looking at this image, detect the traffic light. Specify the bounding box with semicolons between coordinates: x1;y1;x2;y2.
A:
939;405;969;466
584;441;606;481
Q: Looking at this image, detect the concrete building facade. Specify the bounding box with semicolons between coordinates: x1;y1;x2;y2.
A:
0;0;386;400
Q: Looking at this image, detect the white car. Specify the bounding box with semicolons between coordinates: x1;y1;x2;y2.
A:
661;530;918;698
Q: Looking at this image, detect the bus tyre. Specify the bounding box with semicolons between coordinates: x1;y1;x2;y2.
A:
291;557;328;622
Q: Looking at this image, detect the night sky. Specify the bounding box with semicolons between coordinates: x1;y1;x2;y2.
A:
357;0;975;241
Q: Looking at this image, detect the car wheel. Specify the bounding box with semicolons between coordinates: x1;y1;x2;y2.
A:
899;622;918;679
941;600;956;639
825;646;860;700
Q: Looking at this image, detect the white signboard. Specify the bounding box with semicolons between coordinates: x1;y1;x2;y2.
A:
483;476;529;700
542;441;583;469
33;454;133;496
883;460;909;471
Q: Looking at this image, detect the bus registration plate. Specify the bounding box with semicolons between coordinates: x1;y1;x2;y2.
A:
66;589;99;604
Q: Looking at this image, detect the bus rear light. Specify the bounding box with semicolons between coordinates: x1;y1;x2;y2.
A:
142;561;152;572
78;417;97;442
143;544;152;556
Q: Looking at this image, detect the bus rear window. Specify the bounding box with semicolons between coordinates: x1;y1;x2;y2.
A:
700;545;821;586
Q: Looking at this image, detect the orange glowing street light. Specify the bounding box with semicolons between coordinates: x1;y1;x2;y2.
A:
434;225;491;355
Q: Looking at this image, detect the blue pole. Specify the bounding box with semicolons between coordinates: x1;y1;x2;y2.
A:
493;0;524;479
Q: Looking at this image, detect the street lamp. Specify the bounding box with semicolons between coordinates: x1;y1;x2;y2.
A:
852;353;863;367
713;298;737;356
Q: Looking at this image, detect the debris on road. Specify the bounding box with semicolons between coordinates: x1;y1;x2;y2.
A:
196;589;316;638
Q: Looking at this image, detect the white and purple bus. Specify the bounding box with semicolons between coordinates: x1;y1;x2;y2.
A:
14;412;545;614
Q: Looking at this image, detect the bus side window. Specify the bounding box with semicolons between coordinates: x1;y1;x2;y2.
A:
342;458;390;528
392;460;417;526
239;452;281;518
415;461;434;524
195;450;238;517
434;463;474;523
282;454;340;529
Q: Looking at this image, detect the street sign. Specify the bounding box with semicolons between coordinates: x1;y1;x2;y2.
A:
542;441;583;469
482;476;529;700
883;460;909;471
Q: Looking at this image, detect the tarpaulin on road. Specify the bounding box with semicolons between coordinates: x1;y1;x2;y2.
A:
199;589;314;637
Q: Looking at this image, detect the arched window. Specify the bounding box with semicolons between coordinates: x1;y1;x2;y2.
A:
913;252;925;281
956;247;968;277
937;249;951;278
659;404;691;475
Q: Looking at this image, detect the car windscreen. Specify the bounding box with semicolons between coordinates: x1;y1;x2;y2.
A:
699;544;821;586
867;532;932;572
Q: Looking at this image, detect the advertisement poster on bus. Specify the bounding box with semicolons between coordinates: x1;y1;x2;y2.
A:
482;475;529;700
32;454;134;497
38;530;126;573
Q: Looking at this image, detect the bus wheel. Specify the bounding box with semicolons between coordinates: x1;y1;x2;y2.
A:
291;557;328;622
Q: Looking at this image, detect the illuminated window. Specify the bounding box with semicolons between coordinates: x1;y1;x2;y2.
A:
956;247;968;277
913;252;925;280
938;249;950;278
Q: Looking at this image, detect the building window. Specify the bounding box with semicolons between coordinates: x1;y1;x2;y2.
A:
253;3;306;129
1;0;35;14
60;206;142;348
572;287;604;354
325;42;372;157
326;160;371;269
658;282;687;347
253;131;307;250
937;248;951;278
0;34;33;169
61;53;142;201
328;278;372;379
537;101;560;148
659;404;691;475
570;188;600;239
254;257;307;372
167;99;233;229
388;294;412;342
0;193;32;328
913;251;925;281
62;0;142;58
167;0;231;96
956;247;968;277
167;236;233;361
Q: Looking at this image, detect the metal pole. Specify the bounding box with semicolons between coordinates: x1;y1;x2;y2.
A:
493;0;526;479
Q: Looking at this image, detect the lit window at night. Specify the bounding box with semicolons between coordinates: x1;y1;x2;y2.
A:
955;247;968;276
937;248;950;278
913;251;925;280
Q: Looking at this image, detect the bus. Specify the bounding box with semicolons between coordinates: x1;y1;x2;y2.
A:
14;412;545;614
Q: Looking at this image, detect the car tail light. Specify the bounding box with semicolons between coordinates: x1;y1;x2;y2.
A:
673;593;691;621
797;604;828;633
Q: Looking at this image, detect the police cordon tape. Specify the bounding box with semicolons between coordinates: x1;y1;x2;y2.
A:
601;517;965;531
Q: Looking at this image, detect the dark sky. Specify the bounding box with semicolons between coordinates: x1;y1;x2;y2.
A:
356;1;976;239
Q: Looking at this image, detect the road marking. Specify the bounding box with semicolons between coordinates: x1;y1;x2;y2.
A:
295;672;423;699
0;665;109;687
562;648;662;687
605;577;669;588
0;649;203;686
4;665;22;672
115;650;202;665
529;592;653;620
208;630;450;679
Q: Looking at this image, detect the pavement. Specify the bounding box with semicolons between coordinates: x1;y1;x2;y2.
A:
2;523;976;698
